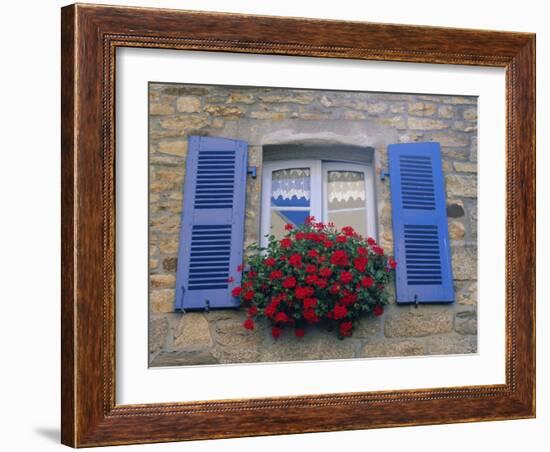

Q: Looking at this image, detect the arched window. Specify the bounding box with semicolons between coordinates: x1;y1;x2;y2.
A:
260;152;376;247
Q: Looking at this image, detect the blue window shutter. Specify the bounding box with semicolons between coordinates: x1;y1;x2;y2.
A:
388;142;454;303
174;136;248;310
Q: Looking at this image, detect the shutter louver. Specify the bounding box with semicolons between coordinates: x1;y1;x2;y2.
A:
174;136;248;310
388;142;454;303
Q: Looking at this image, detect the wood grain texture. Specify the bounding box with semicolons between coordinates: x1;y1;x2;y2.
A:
60;3;536;447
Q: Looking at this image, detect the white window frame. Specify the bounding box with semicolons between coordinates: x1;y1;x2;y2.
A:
261;159;376;248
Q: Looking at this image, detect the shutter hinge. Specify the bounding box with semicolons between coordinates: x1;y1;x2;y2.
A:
414;294;419;308
380;169;390;181
247;166;257;178
205;299;211;313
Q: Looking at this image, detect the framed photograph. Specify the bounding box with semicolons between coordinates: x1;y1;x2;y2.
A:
61;3;535;447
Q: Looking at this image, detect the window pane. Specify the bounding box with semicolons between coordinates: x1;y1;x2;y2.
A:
328;209;367;236
327;170;367;235
271;168;310;207
270;209;310;240
327;171;366;210
269;168;311;240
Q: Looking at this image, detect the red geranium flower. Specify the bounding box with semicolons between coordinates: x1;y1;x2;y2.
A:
340;271;353;284
361;276;374;288
271;326;282;339
275;311;290;323
303;297;318;309
284;223;294;231
372;245;384;255
294;328;305;338
339;321;353;337
305;264;317;273
323;240;334;248
342;226;355;236
244;290;255;301
231;286;242;297
295;232;306;240
319;267;332;278
373;305;384;317
237;264;244;272
243;318;255;330
264;301;279;318
367;237;377;246
247;305;258;316
357;246;367;256
340;292;357;306
303;309;320;324
305;274;318;285
329;283;341;294
289;253;303;268
269;270;283;280
336;235;347;243
264;257;277;267
295;286;314;299
305;216;316;225
282;276;297;288
332;304;348;320
280;238;293;248
388;257;397;269
227;276;235;283
353;256;368;272
330;250;349;266
308;249;319;258
315;278;328;288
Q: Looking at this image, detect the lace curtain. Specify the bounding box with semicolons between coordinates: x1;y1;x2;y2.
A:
271;168;311;202
327;171;366;203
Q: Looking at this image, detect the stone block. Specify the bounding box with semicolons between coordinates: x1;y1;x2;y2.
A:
456;281;477;306
455;310;477;335
150;274;176;289
451;246;477;280
453;162;477;173
409;102;436;116
174;313;214;348
438;105;455;119
384;311;453;337
259;93;314;104
159;236;179;254
462;107;477;121
228;92;256;104
448;221;466;239
407;117;449;130
428;335;477;355
149;317;169;354
353;316;382;337
150;289;175;314
160;115;209;131
150;349;218;366
258;327;355;363
150;215;180;234
204;105;245;118
158;139;188;156
429;131;470;147
445;174;477;198
162;257;178;272
176;96;201;113
359;339;426;358
150;103;175;115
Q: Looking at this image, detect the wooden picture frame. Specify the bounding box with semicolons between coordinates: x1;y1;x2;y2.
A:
61;3;535;447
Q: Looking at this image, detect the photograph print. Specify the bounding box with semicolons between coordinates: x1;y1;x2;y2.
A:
148;83;478;367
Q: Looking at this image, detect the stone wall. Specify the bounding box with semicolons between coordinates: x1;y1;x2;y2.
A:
148;83;478;366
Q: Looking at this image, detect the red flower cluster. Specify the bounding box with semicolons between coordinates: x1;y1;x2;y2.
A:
234;219;395;339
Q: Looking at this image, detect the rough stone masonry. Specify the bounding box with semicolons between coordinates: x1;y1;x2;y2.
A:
148;83;478;366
